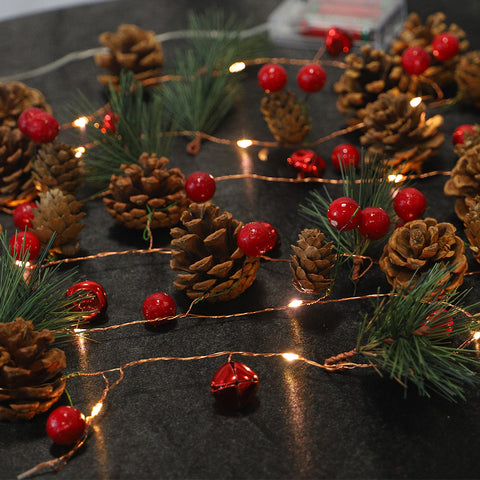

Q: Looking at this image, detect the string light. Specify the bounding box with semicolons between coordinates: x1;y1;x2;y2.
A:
229;61;246;73
410;97;422;107
474;332;480;340
73;116;89;128
89;402;103;419
237;139;253;148
288;299;303;308
388;174;407;183
74;146;85;158
282;353;300;361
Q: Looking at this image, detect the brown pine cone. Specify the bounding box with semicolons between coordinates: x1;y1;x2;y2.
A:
32;142;84;195
0;125;36;207
0;81;51;127
333;44;415;124
379;217;467;294
464;196;480;264
360;91;444;173
444;144;480;220
0;318;66;421
94;24;164;88
290;229;336;294
31;189;85;256
170;203;260;302
455;51;480;109
260;91;310;145
454;124;480;157
103;153;189;230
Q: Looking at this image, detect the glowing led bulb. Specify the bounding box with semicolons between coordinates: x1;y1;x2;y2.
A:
90;402;103;418
388;174;406;183
282;353;300;361
229;62;246;73
74;146;85;158
73;117;89;128
474;331;480;340
237;139;253;148
288;299;303;308
410;97;422;107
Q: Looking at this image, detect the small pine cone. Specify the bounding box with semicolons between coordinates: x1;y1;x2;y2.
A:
455;51;480;109
260;91;310;145
454;124;480;157
0;125;36;207
32;142;84;195
444;144;480;220
31;188;85;256
103;153;189;230
0;81;51;127
333;44;415;124
94;24;164;88
360;91;444;173
290;229;336;294
170;203;260;302
379;217;467;295
0;318;66;421
464;196;480;264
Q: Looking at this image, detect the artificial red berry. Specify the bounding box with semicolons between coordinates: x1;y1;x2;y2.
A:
401;46;430;75
358;207;390;240
452;124;475;145
101;112;119;134
432;33;459;61
184;171;216;203
296;64;327;93
257;64;287;93
325;27;352;57
18;107;59;143
423;309;454;335
46;406;86;446
12;202;37;229
331;143;360;170
9;231;41;261
142;292;176;326
393;187;426;222
327;197;361;232
259;221;280;250
237;222;276;256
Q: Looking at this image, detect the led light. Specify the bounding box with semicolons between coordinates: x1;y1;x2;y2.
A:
410;97;422;107
282;353;300;361
74;328;86;335
90;402;103;418
74;146;85;158
237;139;253;148
387;174;406;183
288;299;303;308
73;116;89;128
474;331;480;340
229;62;246;73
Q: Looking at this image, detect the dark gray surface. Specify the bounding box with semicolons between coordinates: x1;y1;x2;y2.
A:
1;1;480;478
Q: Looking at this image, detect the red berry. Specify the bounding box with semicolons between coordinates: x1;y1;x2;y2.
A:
9;231;41;261
325;27;352;57
142;292;176;326
393;188;426;221
101;112;119;134
237;222;276;257
423;309;454;335
401;46;430;75
432;33;459;61
184;171;216;203
12;202;37;229
327;197;361;232
259;221;280;250
358;207;390;240
452;124;475;145
257;64;287;93
331;144;360;170
18;108;59;143
46;406;86;445
296;64;327;93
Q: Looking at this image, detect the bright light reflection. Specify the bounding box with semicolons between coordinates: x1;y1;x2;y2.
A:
74;328;87;335
73;116;89;128
90;402;103;418
410;97;422;107
388;174;406;183
288;299;303;308
74;146;85;158
283;353;300;361
237;139;253;148
474;332;480;340
229;62;246;73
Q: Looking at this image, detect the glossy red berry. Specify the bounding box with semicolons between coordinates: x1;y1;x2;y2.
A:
358;207;390;240
9;231;41;261
331;143;360;170
393;188;426;221
142;292;176;326
46;406;86;445
325;27;352;57
297;64;327;93
452;124;475;145
259;221;280;250
432;33;459;61
185;171;216;203
237;222;276;257
12;202;37;229
401;46;430;75
423;309;454;335
257;64;287;93
18;107;59;143
327;197;361;232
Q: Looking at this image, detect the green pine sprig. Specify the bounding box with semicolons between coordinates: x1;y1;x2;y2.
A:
356;264;480;401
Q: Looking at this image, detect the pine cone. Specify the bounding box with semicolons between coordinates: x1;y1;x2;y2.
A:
31;189;85;256
0;318;66;421
94;24;164;88
333;44;415;124
170;203;260;302
290;229;336;294
360;91;444;173
464;196;480;264
455;51;480;109
103;153;189;230
454;124;480;158
379;217;467;294
32;142;84;195
0;81;51;127
260;91;310;145
390;12;468;89
0;125;36;207
444;144;480;220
